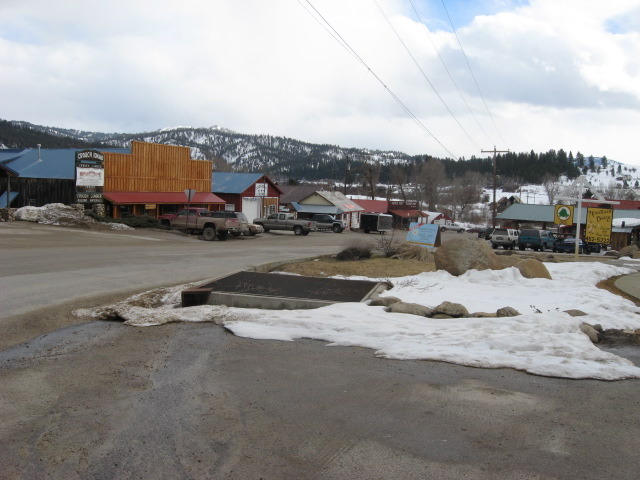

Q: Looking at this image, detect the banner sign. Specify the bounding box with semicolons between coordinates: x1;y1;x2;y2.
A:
255;183;267;197
75;150;104;204
585;208;613;244
554;204;574;225
406;222;440;249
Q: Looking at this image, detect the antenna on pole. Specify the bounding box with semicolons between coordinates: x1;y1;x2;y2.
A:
481;146;509;228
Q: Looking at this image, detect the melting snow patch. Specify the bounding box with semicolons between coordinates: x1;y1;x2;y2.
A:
74;262;640;380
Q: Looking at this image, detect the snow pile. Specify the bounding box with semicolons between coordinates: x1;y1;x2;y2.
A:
15;203;133;230
75;262;640;380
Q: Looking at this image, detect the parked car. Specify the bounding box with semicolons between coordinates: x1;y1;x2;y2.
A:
246;222;264;236
309;214;345;233
478;227;493;239
490;228;519;249
518;229;556;252
441;222;465;233
157;207;240;241
253;213;317;235
210;211;249;236
466;227;480;234
552;237;601;254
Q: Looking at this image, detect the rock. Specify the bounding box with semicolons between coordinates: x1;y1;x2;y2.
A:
496;256;521;269
515;258;552;279
431;313;454;319
434;238;502;276
496;306;520;317
603;251;621;258
619;245;639;259
369;296;401;307
579;323;601;343
469;312;498;318
541;254;556;262
432;301;468;318
385;302;433;317
564;309;588;317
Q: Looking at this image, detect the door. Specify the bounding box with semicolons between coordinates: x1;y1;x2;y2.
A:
242;198;260;223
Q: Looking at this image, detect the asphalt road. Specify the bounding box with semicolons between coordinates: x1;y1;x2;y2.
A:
1;222;639;480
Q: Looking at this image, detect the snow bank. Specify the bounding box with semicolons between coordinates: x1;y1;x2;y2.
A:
75;262;640;380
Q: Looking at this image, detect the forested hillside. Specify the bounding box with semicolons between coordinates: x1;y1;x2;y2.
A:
0;119;592;185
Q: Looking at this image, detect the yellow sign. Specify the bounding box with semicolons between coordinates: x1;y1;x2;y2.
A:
554;204;574;225
585;208;613;244
145;204;157;210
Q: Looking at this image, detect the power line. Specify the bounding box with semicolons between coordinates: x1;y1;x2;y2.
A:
440;0;509;149
372;0;480;151
298;0;458;159
407;0;495;147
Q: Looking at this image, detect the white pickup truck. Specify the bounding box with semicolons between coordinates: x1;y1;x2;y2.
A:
253;213;317;236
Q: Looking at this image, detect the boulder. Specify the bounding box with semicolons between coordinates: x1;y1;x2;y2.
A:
385;302;433;317
619;245;639;259
514;258;552;279
495;255;521;269
369;296;401;307
434;238;502;276
469;312;498;318
432;301;468;318
564;309;587;317
579;323;601;343
496;306;520;317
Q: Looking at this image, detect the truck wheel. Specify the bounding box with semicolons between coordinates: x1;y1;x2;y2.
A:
302;231;309;236
518;245;525;250
332;224;343;233
293;226;303;236
363;229;370;234
202;227;216;241
492;244;498;249
217;230;229;241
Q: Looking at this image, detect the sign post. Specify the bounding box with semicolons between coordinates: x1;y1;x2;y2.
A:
556;176;619;259
184;189;196;232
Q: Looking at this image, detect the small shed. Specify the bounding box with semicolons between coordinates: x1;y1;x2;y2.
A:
293;190;364;228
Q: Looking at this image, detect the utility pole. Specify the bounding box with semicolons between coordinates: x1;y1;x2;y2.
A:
482;146;509;228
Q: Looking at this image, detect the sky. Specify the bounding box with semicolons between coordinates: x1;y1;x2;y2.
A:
76;256;640;381
1;0;640;166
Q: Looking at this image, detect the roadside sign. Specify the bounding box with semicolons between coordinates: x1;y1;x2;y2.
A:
406;222;440;249
585;208;613;244
554;204;574;225
184;189;196;202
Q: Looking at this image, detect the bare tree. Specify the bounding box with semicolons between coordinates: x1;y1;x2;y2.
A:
360;161;381;200
390;165;408;203
542;174;561;204
419;159;447;211
448;172;485;220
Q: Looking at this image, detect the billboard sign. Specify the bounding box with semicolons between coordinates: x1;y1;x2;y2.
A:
585;208;613;244
406;222;440;249
75;150;104;204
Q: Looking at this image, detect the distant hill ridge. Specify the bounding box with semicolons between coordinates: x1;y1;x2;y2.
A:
0;119;633;186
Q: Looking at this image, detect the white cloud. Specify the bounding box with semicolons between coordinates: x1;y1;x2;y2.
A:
1;0;639;165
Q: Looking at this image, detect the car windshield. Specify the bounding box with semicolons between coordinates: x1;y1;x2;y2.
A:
493;229;507;235
521;229;538;236
236;212;248;222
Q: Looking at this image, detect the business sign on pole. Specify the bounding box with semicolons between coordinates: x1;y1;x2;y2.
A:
554;204;574;225
585;208;613;244
406;222;440;249
75;150;104;204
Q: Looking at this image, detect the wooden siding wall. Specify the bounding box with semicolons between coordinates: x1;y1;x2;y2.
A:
0;174;75;208
104;141;212;192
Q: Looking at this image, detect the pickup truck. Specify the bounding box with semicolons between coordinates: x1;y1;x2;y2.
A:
158;207;239;241
309;214;345;233
253;213;317;236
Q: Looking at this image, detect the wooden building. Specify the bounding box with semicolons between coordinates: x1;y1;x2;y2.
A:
211;172;281;221
103;141;224;218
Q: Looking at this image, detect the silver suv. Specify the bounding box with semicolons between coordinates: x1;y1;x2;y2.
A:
490;228;519;250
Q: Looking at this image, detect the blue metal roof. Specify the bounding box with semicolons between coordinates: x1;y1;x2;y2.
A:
211;172;264;194
0;148;129;179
